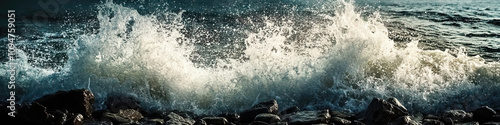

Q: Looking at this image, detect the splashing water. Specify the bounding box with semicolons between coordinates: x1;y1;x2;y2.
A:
1;0;499;114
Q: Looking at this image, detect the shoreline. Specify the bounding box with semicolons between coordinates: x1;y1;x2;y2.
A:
2;89;499;125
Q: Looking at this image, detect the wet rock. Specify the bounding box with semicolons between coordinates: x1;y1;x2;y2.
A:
164;112;195;125
218;113;240;123
351;120;365;125
49;110;69;125
484;122;500;125
240;100;279;123
473;106;497;123
194;119;207;125
423;114;441;120
250;121;270;125
442;110;473;124
106;96;141;113
81;120;113;125
387;116;419;125
423;119;444;125
282;109;331;125
19;102;52;124
66;113;84;125
255;113;281;123
202;117;229;125
100;109;143;124
102;111;133;124
364;98;409;125
279;106;300;116
454;122;479;125
330;111;357;121
331;116;351;125
35;89;95;118
271;122;289;125
142;118;164;125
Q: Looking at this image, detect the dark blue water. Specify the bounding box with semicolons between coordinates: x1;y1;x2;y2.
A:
1;0;499;114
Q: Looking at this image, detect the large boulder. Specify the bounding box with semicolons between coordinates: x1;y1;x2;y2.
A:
164;112;195;125
34;89;95;118
240;100;279;123
473;106;497;123
364;98;409;125
218;113;240;124
282;109;331;125
105;96;141;113
442;110;473;124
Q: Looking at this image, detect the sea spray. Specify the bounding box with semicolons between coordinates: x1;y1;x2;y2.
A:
0;0;499;115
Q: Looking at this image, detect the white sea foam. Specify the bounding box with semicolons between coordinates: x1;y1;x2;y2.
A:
1;0;499;114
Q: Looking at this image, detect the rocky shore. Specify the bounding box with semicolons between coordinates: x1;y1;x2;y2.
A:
1;89;499;125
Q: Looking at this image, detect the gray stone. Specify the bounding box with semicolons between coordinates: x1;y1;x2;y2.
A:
422;119;444;125
35;89;95;118
240;100;279;123
331;116;351;125
279;106;300;116
455;122;479;125
202;117;229;125
484;122;500;125
255;113;281;123
164;112;195;125
364;98;409;125
442;110;473;124
330;111;356;121
282;109;331;125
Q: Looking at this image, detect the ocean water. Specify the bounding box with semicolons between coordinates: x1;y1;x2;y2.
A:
1;0;499;115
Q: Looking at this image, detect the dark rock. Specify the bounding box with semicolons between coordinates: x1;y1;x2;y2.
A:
218;113;240;123
271;122;289;125
106;96;141;113
255;113;281;123
49;110;69;125
330;111;357;121
331;117;351;125
494;115;500;122
454;122;479;125
442;110;473;124
202;117;229;125
65;113;84;125
240;100;279;123
250;121;270;125
100;109;143;124
81;120;113;125
35;89;95;118
19;102;52;124
473;106;497;123
388;116;419;125
164;112;195;125
142;118;164;125
282;109;331;125
279;106;300;116
423;119;444;125
364;98;409;125
195;119;208;125
484;122;500;125
351;120;365;125
102;111;133;124
423;114;441;120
